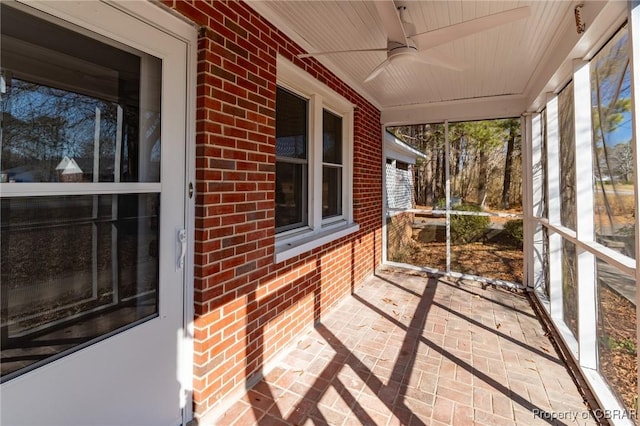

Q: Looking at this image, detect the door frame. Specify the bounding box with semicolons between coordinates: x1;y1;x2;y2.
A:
3;1;198;423
114;2;199;423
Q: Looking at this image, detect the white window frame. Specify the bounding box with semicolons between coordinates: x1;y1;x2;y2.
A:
275;56;358;263
321;107;345;223
528;17;637;424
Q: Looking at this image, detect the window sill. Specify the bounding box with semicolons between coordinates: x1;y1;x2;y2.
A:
275;222;360;263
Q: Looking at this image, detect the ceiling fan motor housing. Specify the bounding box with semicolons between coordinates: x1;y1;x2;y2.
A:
387;40;418;63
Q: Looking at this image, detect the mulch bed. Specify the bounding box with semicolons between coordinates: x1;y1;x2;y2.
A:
406;240;523;284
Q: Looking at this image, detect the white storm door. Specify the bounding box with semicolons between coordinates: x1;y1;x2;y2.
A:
0;2;190;425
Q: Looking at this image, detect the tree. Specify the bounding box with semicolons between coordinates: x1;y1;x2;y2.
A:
613;142;633;183
501;119;520;209
448;120;504;208
2;78;120;182
390;118;522;212
591;27;632;230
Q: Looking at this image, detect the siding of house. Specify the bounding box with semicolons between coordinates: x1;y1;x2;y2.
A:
161;0;383;419
385;162;414;210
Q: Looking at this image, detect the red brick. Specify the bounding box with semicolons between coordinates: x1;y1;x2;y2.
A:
165;0;383;421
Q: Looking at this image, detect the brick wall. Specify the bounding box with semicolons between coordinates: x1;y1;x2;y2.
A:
162;0;383;419
387;213;416;263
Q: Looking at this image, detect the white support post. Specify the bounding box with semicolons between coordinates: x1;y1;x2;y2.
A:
546;94;563;321
530;113;546;296
444;120;451;274
573;59;597;370
522;114;534;290
381;123;389;263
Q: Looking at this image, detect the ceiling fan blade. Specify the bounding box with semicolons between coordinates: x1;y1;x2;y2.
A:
298;48;387;59
414;49;466;71
374;1;408;45
364;58;391;83
411;6;530;51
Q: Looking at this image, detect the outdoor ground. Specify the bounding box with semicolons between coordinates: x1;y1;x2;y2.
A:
407;240;523;284
598;285;638;414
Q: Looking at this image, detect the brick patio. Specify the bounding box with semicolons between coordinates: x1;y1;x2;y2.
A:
212;269;597;426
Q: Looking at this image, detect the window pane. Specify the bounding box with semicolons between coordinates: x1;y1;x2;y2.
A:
539;226;550;298
399;217;447;271
322;165;341;218
1;193;159;380
538;110;550;299
562;239;578;338
386;122;522;284
447;119;523;213
596;261;637;414
389;123;446;207
0;6;161;183
558;83;577;230
591;25;635;259
275;162;306;230
276;87;307;159
450;215;523;284
323;110;342;164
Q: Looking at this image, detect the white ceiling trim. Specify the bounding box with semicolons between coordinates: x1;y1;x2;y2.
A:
381;94;527;126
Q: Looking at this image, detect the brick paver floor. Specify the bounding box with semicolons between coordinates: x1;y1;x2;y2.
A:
213;268;598;426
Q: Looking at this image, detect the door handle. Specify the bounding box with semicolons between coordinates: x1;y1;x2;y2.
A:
177;228;187;270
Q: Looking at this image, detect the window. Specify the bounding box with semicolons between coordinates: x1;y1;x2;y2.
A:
276;88;308;231
322;109;342;219
275;57;358;262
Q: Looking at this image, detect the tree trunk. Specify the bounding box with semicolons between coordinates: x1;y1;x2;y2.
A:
424;154;433;206
502;125;516;209
477;149;487;208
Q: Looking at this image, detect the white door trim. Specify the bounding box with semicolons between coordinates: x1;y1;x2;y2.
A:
109;2;198;423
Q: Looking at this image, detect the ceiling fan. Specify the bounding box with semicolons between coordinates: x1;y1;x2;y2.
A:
298;1;530;83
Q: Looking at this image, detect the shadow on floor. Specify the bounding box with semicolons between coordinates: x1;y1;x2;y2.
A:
214;269;598;426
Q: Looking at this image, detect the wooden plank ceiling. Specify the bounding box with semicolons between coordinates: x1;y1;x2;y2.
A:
247;1;624;122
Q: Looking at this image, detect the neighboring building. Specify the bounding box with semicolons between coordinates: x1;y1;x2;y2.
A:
55;156;84;182
385;131;425;211
384;132;426;262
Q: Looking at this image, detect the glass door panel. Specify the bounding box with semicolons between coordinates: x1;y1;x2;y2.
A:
1;2;187;425
1;3;165;382
1;194;159;378
1;6;161;184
